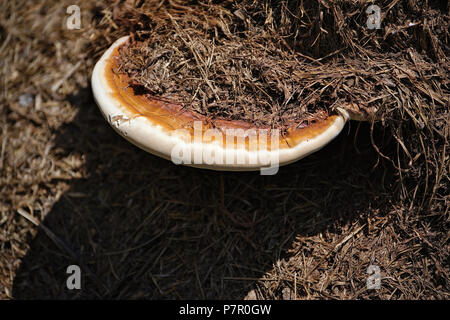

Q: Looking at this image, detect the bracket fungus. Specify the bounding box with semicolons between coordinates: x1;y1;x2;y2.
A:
92;36;362;172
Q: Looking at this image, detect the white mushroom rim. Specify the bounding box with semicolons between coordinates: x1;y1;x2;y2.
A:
91;36;350;174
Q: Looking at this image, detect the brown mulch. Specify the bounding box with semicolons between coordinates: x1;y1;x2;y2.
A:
0;0;448;299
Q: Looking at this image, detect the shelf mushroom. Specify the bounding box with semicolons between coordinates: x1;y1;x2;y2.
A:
91;36;352;173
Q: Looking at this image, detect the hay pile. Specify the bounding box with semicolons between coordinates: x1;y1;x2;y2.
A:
0;0;448;299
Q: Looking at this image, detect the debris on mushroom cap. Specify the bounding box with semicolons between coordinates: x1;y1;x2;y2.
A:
91;36;350;172
116;33;330;131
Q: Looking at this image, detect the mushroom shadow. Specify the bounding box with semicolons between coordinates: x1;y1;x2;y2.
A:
11;87;393;299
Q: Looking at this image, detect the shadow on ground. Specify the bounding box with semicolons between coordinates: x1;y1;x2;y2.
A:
11;88;392;299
